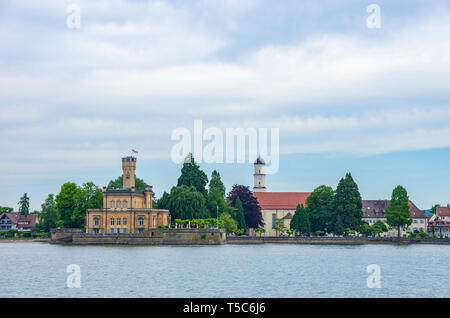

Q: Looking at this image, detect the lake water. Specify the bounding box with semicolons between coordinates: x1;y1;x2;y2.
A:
1;242;449;298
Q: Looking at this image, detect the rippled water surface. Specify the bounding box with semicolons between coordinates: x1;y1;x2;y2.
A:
1;242;449;297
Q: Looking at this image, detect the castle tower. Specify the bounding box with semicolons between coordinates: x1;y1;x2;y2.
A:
253;156;266;192
122;156;137;188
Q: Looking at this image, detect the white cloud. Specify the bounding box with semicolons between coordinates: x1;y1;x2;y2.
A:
0;0;450;184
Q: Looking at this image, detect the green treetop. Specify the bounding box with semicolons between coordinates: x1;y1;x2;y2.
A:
233;197;247;232
177;154;208;197
305;185;334;233
385;185;412;238
331;173;363;234
18;193;30;216
108;176;148;190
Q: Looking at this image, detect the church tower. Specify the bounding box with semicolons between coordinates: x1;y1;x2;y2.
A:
122;156;136;188
253;156;266;192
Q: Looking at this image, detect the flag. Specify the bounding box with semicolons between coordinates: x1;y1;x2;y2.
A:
132;149;138;154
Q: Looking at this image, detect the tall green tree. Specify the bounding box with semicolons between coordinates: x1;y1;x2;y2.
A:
207;170;229;217
234;197;247;231
291;204;310;236
385;185;412;238
155;191;170;209
331;173;363;234
177;154;208;197
55;182;80;228
167;185;208;221
72;182;103;228
40;194;58;232
306;185;335;233
18;193;30;216
108;176;148;190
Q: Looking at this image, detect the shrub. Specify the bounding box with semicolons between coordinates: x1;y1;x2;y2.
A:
315;230;325;236
200;234;207;240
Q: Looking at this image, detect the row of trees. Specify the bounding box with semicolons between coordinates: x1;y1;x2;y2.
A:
33;182;103;233
288;173;413;237
155;154;263;233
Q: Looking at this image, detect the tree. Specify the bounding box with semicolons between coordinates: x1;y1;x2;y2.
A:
207;170;229;218
209;170;225;197
306;185;334;233
219;212;238;234
359;221;373;237
386;185;412;238
155;191;170;209
255;227;266;237
372;220;388;237
167;185;208;221
431;204;440;215
297;205;311;236
18;193;30;216
40;194;58;232
72;182;103;228
56;182;80;228
334;215;345;235
291;204;310;236
0;206;14;213
331;173;363;234
233;197;247;232
274;218;286;236
227;185;263;228
108;176;148;190
177;153;208;197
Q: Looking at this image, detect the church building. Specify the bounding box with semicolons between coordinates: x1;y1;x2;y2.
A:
85;156;170;234
252;156;311;236
252;156;427;237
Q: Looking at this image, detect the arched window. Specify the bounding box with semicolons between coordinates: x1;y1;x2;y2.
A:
117;200;121;209
111;201;115;209
123;200;127;209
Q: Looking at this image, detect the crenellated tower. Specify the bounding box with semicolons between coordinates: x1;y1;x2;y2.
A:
122;156;136;188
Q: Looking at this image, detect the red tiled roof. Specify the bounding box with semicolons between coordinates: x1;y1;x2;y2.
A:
437;206;450;217
254;192;311;210
0;213;39;229
362;200;426;218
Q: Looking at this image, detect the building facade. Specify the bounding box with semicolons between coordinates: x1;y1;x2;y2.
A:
362;200;427;237
85;156;170;234
0;213;39;232
427;205;450;237
252;156;427;237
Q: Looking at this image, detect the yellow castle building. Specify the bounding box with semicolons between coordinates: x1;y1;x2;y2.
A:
85;156;170;234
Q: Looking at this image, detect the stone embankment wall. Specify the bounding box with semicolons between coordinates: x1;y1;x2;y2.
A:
51;228;225;245
226;236;450;244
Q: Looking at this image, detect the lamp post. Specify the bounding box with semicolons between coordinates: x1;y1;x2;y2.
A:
216;205;219;230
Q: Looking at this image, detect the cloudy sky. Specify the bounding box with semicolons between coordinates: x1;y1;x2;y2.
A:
1;0;449;210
